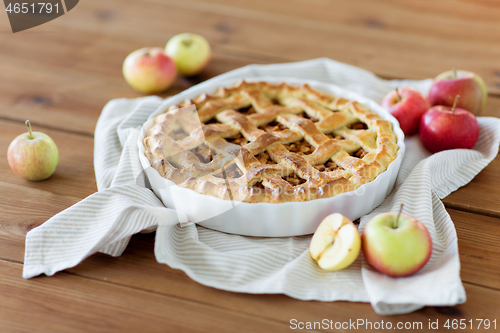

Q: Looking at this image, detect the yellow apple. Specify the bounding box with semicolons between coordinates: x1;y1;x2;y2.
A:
122;47;177;94
309;213;361;271
362;211;432;277
165;33;211;76
7;120;59;181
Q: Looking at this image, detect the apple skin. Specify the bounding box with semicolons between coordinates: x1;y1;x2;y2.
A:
428;70;487;115
309;213;361;271
362;212;432;277
122;47;177;94
8;131;59;181
165;33;211;76
381;87;430;135
419;105;479;153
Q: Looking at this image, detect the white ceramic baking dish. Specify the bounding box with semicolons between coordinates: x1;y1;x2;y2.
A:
138;77;405;237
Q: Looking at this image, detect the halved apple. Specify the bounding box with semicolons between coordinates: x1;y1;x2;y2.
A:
309;213;361;270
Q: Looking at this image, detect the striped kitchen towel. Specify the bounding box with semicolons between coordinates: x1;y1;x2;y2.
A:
23;58;500;315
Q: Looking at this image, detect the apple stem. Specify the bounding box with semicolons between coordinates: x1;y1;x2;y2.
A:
182;36;193;47
451;95;460;114
395;88;402;103
453;68;457;79
25;120;34;140
395;203;404;228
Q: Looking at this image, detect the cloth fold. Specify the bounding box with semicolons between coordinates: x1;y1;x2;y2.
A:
23;58;500;315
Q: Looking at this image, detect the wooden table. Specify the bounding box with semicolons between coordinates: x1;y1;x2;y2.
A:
1;0;499;331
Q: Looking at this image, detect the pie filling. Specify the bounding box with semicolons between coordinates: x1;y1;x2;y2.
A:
254;181;265;189
256;152;276;165
325;133;344;140
352;148;367;159
299;112;321;123
213;163;243;179
259;120;287;132
226;133;249;146
348;121;368;130
238;105;257;115
314;162;343;172
192;144;212;163
283;139;314;156
282;172;307;186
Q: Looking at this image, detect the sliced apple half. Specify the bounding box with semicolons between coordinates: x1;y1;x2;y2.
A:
309;213;361;271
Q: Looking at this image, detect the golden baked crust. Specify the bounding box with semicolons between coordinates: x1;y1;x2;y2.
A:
143;81;399;203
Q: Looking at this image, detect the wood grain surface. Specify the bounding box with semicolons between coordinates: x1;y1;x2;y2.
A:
1;0;499;331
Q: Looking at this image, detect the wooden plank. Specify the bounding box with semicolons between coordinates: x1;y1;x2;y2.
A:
480;95;500;118
0;0;498;329
0;5;280;84
0;4;277;134
0;1;281;135
0;52;258;136
6;0;500;88
82;0;500;93
0;260;292;333
1;51;498;213
0;120;97;198
0;182;80;237
3;193;498;293
1;48;498;138
450;210;500;291
3;252;499;332
0;209;493;329
0;51;497;140
0;56;135;137
443;157;500;218
62;209;500;298
2;158;499;292
0;126;497;326
441;95;500;215
3;103;500;229
183;0;500;93
0;236;25;264
1;0;499;135
11;240;500;332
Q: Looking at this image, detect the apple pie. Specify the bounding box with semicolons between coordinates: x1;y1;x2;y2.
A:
143;81;399;203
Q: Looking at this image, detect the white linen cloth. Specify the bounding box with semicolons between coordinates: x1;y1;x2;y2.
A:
23;59;500;315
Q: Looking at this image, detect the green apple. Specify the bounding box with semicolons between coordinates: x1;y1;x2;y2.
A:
7;120;59;181
309;213;361;271
123;47;177;94
362;211;432;277
165;33;211;76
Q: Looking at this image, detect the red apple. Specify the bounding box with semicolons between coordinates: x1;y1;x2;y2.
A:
122;47;177;94
7;120;59;181
428;69;487;115
381;87;430;135
362;206;432;277
419;96;479;153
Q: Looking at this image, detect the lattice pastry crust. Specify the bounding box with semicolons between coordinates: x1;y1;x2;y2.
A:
143;81;399;203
